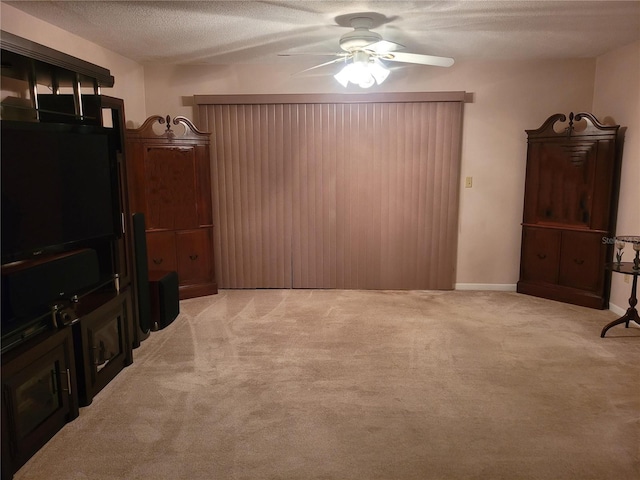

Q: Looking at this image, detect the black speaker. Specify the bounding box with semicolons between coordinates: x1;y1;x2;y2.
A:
148;271;179;330
2;249;100;319
132;212;151;346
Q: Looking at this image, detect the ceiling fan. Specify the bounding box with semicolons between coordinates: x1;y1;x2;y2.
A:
280;16;454;88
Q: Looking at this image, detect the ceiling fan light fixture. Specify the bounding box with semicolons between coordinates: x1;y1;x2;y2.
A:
334;64;353;87
357;73;376;89
369;58;390;84
334;56;390;89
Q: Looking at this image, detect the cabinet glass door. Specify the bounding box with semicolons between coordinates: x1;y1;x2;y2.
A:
4;342;71;449
91;317;122;373
14;362;62;439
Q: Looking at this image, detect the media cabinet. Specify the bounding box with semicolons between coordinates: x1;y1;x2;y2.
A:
1;32;140;479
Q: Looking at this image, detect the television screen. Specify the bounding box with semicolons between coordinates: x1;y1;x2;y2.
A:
1;121;119;264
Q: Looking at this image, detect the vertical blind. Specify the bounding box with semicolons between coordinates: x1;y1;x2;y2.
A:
197;93;464;290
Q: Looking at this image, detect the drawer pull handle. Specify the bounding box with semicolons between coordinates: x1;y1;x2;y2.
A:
189;254;199;261
574;258;585;265
60;368;72;395
537;253;547;260
153;258;163;265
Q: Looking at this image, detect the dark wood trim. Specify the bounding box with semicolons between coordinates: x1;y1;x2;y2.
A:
517;281;608;310
1;31;115;87
194;91;466;105
179;283;218;300
525;111;620;138
126;114;211;140
521;223;609;235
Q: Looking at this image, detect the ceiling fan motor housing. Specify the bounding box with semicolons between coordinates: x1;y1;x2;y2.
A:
339;16;382;51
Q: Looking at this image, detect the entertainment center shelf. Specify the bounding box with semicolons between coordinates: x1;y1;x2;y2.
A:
1;250;120;354
1;30;114;123
1;31;138;480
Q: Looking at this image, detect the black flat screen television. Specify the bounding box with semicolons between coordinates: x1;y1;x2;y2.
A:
1;121;120;264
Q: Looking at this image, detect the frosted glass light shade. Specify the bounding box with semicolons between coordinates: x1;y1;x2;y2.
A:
334;58;390;88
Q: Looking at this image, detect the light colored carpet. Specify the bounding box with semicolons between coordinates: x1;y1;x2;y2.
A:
15;290;640;479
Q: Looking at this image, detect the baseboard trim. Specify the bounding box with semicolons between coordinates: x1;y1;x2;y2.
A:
455;283;517;291
609;302;626;316
449;291;638;326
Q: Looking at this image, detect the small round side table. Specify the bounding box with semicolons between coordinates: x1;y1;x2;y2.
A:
601;236;640;338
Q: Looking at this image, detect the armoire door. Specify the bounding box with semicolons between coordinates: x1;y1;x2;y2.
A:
143;146;199;230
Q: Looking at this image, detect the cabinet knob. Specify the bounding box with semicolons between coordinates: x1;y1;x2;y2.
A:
574;258;585;265
189;254;199;261
537;253;547;260
153;258;163;265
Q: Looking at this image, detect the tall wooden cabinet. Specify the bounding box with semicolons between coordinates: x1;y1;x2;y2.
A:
126;116;218;299
517;112;624;309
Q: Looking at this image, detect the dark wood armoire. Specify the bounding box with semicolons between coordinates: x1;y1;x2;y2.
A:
517;112;624;309
125;115;218;300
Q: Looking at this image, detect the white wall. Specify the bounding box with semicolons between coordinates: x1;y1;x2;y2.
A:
592;41;640;312
0;3;147;125
143;58;596;287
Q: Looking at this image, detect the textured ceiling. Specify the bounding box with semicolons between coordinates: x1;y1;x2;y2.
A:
5;1;640;66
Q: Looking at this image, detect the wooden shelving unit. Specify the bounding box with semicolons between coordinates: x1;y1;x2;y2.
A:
1;31;138;479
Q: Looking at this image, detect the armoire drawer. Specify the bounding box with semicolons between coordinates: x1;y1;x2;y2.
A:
520;227;561;284
146;231;178;272
176;228;213;284
558;231;604;292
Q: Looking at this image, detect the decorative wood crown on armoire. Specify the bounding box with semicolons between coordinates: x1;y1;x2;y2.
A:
125;115;218;299
517;112;624;309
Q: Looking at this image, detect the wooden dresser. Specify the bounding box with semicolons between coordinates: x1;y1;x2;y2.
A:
517;112;624;309
125;115;218;299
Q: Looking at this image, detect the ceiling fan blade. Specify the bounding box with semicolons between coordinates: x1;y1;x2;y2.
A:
365;39;405;53
383;52;454;67
292;57;347;76
279;52;345;57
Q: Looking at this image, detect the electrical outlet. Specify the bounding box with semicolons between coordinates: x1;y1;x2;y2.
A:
624;275;630;284
465;176;473;188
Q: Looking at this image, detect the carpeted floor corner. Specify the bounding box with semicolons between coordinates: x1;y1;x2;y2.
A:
14;290;640;479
